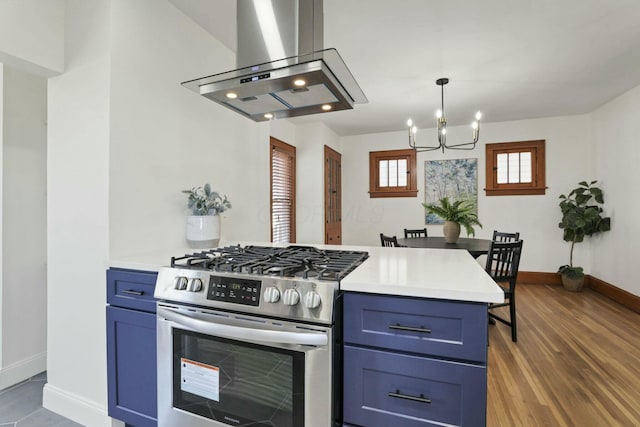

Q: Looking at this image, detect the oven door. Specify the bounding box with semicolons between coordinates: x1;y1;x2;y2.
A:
157;304;333;427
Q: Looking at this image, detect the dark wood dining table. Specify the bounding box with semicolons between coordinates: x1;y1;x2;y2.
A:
396;236;492;259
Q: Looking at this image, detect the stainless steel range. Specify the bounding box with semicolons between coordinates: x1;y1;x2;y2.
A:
154;244;369;427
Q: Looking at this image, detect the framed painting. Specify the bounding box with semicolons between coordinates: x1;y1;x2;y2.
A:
424;158;478;224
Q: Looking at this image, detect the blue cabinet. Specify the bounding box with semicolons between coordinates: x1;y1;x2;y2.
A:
106;268;158;427
343;292;488;427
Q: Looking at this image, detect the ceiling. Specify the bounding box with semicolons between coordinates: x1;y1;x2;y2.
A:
169;0;640;136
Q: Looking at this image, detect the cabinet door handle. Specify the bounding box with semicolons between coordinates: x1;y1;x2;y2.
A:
388;389;431;404
121;289;144;296
388;323;432;334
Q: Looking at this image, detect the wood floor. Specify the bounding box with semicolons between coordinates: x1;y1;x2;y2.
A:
487;284;640;427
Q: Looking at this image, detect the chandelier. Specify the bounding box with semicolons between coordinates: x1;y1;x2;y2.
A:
407;78;482;153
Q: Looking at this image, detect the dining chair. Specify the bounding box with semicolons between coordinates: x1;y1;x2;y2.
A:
404;228;428;238
486;240;523;342
492;230;520;242
380;233;402;247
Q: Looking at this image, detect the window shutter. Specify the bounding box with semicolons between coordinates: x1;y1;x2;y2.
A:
271;138;296;243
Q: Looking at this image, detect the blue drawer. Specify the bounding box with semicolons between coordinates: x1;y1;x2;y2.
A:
107;268;158;313
344;293;487;363
343;345;486;427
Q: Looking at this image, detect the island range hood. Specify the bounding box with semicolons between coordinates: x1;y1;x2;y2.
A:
181;0;367;122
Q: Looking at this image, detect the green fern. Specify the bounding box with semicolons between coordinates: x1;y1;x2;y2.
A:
422;197;482;237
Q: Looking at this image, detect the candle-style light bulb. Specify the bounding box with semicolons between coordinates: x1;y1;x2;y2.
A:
407;118;413;128
475;111;482;120
472;121;478;130
441;128;447;135
436;109;443;119
412;125;417;135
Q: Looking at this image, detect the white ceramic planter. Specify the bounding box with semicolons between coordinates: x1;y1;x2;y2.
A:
185;215;220;248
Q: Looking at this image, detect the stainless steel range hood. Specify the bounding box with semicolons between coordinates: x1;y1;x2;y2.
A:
181;0;367;122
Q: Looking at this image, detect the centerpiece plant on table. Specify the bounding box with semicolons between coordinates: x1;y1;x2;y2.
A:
422;197;482;243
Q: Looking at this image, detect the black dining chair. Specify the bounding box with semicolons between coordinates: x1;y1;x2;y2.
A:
486;240;523;342
404;228;428;238
492;230;520;242
380;233;403;247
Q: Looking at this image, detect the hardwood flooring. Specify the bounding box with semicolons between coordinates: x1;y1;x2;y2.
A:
487;284;640;427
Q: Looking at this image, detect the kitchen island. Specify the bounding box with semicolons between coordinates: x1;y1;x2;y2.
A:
107;243;502;427
339;246;501;427
108;243;502;304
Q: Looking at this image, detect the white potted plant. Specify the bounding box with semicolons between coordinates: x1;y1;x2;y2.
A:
182;183;231;248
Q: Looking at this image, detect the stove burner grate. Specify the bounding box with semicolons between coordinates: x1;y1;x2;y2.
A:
171;245;368;281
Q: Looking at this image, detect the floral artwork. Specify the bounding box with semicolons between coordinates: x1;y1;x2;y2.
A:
424;159;478;224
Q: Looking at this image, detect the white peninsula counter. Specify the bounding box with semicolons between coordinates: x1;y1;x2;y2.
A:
108;242;503;303
341;245;504;303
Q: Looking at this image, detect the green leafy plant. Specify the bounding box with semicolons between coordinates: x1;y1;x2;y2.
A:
182;183;231;216
558;180;611;279
422;197;482;236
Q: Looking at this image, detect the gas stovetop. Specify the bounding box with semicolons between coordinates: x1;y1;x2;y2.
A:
170;244;369;281
155;244;369;324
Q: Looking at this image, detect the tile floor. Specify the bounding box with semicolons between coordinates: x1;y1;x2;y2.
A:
0;372;82;427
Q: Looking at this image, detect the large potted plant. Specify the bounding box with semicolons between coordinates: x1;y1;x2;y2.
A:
558;180;611;291
183;183;232;248
423;197;482;243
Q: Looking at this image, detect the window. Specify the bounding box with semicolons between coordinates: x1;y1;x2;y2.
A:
270;137;296;243
369;149;417;198
485;140;546;196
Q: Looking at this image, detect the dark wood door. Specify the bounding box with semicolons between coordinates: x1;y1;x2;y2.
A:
324;145;342;245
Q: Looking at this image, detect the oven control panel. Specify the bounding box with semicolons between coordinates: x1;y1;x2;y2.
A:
154;267;339;324
206;276;261;306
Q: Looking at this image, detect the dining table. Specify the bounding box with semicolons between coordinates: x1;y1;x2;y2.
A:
396;236;492;259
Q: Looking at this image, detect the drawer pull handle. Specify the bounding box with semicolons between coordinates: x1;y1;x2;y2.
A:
388;323;432;334
122;289;144;296
388;389;432;404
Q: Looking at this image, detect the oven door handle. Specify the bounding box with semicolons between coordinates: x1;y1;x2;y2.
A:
158;307;328;346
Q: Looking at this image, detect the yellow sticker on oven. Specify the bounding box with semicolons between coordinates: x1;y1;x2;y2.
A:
180;358;220;401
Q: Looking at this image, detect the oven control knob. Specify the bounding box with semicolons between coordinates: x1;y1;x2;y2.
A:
187;278;203;292
263;286;280;303
174;276;188;290
282;289;300;306
303;291;322;309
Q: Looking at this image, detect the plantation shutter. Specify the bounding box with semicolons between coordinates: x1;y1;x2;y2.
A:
270;138;296;243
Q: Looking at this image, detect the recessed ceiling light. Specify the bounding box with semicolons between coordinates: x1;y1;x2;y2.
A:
322;104;332;111
226;92;238;99
264;113;274;119
294;79;306;87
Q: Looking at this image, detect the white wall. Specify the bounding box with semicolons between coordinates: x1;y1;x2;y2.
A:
0;64;3;370
0;0;64;77
0;65;47;390
108;0;275;257
0;0;63;391
341;114;592;273
590;84;640;296
295;122;341;244
44;0;111;425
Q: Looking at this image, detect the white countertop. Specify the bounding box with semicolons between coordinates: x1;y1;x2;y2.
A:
340;246;504;303
108;242;503;304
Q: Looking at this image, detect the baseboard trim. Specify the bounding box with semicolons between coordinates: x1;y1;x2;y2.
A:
43;383;115;427
517;271;640;315
517;271;562;286
586;275;640;314
0;352;46;391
